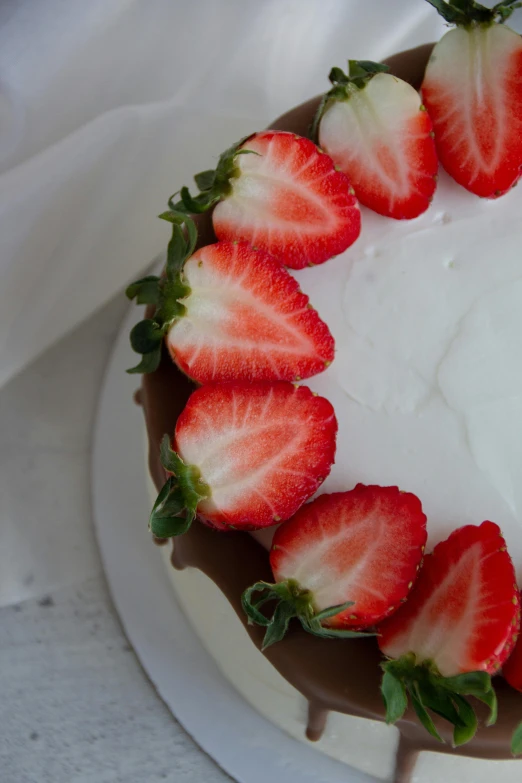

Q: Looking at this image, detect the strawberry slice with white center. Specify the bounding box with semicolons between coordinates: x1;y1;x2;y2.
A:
316;60;438;219
166;240;334;383
126;215;334;381
378;521;520;747
242;485;427;649
422;0;522;197
149;381;337;538
174;130;361;269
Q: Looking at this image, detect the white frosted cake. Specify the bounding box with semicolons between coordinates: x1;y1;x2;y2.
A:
132;16;522;781
147;161;522;780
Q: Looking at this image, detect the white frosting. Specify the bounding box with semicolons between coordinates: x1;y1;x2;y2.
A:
291;168;522;575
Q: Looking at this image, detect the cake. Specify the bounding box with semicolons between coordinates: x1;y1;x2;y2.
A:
132;24;522;783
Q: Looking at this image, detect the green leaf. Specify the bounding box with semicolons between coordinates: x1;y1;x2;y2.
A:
126;275;161;304
442;671;492;695
166;223;189;280
262;602;296;650
178;186;216;214
160;434;185;475
348;59;389;80
441;670;497;725
493;1;522;23
241;583;276;627
381;670;408;724
149;477;193;538
329;66;349;85
158;209;188;224
314;601;354;622
417;679;463;728
409;683;444;743
129;319;164;354
424;0;469;24
511;721;522;756
451;694;478;747
126;343;162;374
194;169;216;191
305;622;375;640
158;434;210;529
474;686;498;726
424;0;520;24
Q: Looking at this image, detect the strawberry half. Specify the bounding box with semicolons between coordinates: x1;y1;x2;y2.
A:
149;381;337;537
174;130;361;269
422;0;522;197
126;215;334;381
167;241;334;383
315;60;438;219
378;521;520;747
242;485;427;649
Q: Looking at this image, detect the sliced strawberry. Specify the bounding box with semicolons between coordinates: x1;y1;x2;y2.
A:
242;485;427;649
378;521;520;747
166;240;334;383
175;131;361;269
503;597;522;691
149;382;337;537
126;215;334;381
316;61;438;219
422;1;522;197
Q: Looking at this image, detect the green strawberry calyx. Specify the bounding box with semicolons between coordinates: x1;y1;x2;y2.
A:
381;653;498;747
242;579;375;651
425;0;522;27
126;210;196;374
310;60;390;142
172;136;260;215
148;434;211;538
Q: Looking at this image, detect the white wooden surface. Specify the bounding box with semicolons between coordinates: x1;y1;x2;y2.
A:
0;292;231;783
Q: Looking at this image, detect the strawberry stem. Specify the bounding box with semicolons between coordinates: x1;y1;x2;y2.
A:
172;137;261;215
310;60;389;142
242;580;374;650
126;211;195;374
425;0;522;26
149;434;211;538
381;655;497;746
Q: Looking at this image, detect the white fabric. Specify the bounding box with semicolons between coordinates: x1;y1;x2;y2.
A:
0;0;496;387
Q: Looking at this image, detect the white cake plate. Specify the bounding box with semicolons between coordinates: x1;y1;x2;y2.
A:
92;303;522;783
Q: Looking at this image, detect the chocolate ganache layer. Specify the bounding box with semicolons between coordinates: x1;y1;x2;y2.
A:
138;44;522;778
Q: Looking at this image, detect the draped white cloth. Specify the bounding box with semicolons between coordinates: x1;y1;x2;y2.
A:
0;0;483;386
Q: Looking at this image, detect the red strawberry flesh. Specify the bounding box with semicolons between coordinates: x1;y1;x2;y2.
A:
212;131;361;269
319;72;438;219
270;485;427;628
166;241;334;383
173;382;337;529
379;521;520;677
422;25;522;197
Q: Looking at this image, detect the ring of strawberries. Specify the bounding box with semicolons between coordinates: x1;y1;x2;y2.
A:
127;0;522;757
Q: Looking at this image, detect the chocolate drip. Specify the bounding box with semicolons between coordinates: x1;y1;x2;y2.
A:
306;701;329;742
138;42;522;771
170;541;186;571
394;733;419;783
